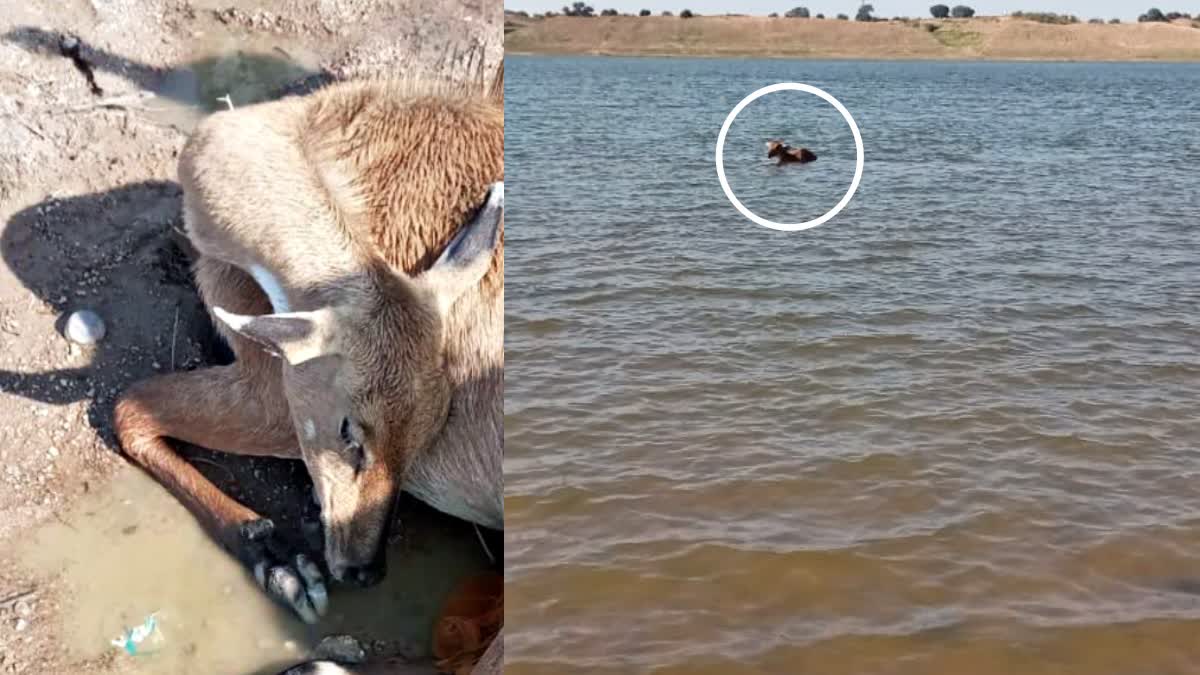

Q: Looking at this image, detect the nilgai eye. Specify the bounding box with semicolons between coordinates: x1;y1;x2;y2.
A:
340;417;366;475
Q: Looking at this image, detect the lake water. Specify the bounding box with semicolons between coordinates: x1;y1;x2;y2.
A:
504;55;1200;674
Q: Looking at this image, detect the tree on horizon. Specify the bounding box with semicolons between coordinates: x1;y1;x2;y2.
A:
563;1;595;16
930;4;950;18
951;5;975;18
785;6;810;18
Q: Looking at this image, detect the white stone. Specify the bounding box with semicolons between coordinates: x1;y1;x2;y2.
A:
64;310;106;345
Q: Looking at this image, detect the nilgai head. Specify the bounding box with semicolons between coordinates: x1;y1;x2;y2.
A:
766;140;785;158
213;182;504;585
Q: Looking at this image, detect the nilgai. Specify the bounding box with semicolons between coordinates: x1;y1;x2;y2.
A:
766;139;817;164
113;64;505;673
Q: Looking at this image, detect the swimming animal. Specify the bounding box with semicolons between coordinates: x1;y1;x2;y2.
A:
766;140;817;164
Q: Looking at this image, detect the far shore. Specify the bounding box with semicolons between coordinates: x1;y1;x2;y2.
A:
505;14;1200;62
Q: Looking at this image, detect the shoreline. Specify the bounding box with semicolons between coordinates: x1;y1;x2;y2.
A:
505;49;1200;64
505;15;1200;63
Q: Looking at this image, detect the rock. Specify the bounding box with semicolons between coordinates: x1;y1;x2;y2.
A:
13;618;27;632
64;310;105;345
313;635;367;664
14;601;31;617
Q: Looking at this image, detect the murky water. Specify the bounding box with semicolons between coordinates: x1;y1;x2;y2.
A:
18;467;489;674
146;29;323;133
505;56;1200;674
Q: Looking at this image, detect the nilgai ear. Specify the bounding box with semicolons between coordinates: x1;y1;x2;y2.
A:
420;182;503;316
211;306;336;365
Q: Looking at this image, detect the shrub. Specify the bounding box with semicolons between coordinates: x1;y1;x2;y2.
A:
1138;8;1167;22
785;6;810;18
1088;17;1103;23
639;8;650;15
1012;11;1079;24
855;3;875;21
562;2;595;16
680;8;695;18
1165;11;1192;20
1109;18;1121;23
930;4;950;18
951;5;974;18
661;10;672;15
836;13;849;19
924;22;938;31
769;12;779;17
816;13;825;18
600;8;618;15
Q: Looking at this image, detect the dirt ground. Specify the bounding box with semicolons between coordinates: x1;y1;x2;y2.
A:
0;1;500;672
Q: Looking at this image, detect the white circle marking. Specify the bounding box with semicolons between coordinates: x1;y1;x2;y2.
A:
715;82;864;232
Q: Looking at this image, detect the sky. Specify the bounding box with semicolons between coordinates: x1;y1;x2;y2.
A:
505;1;1158;21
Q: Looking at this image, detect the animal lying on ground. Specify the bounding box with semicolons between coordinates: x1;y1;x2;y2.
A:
766;140;817;164
113;64;504;674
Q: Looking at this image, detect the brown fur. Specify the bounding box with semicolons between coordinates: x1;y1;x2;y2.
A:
298;78;504;290
114;65;504;674
766;139;817;164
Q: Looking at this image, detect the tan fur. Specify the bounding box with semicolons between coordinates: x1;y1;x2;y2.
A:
114;64;504;644
487;61;503;101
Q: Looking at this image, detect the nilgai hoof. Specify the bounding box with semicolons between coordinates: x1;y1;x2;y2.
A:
239;518;329;624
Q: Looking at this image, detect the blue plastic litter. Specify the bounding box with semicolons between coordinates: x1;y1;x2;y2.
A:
111;613;160;656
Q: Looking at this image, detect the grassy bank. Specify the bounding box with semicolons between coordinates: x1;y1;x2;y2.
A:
505;14;1200;61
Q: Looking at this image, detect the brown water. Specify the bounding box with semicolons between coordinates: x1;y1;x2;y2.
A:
504;56;1200;674
17;467;489;674
145;32;324;134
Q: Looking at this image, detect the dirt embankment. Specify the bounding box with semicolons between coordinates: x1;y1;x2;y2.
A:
0;1;499;673
505;14;1200;61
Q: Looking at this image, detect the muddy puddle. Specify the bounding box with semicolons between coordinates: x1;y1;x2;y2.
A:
145;28;325;133
17;467;489;674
